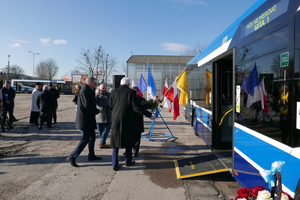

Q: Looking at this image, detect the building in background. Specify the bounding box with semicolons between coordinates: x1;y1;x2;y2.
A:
127;55;193;96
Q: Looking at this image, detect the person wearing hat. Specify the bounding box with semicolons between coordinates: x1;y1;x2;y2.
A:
48;83;60;123
1;80;15;128
30;82;42;125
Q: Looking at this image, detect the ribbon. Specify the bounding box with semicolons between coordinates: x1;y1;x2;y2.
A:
259;161;285;189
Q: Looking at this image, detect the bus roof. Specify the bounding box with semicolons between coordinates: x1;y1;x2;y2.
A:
11;79;66;85
186;0;267;67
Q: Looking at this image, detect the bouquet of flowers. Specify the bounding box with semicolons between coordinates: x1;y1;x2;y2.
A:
231;186;293;200
146;95;162;112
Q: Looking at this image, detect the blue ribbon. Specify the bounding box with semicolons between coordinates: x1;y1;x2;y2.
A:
260;161;285;189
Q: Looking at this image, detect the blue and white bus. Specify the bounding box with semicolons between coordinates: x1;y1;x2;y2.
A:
11;79;69;94
184;0;300;198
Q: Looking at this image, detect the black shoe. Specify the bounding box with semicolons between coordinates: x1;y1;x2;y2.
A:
47;126;52;128
123;152;126;156
134;152;138;157
13;118;19;122
126;161;136;166
66;157;79;167
113;166;119;171
38;127;42;130
9;126;13;129
88;156;102;161
2;128;5;132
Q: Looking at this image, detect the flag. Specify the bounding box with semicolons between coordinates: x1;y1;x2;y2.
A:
241;73;247;93
162;78;171;112
172;79;180;120
176;68;188;107
147;63;156;100
245;63;264;109
131;78;143;97
139;74;147;94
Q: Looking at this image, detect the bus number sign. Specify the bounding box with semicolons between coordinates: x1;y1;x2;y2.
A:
280;52;289;67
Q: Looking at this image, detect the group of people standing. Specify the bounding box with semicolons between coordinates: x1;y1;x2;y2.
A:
67;77;154;171
30;82;60;130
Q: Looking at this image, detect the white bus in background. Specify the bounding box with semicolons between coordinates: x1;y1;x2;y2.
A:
11;79;67;93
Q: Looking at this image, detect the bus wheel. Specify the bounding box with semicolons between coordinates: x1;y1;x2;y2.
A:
24;88;28;93
193;112;199;137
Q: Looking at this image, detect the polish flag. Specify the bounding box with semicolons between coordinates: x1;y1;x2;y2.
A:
172;80;180;120
166;79;179;120
131;78;143;97
162;78;171;112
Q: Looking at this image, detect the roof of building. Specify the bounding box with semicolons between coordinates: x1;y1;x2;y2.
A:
127;55;194;64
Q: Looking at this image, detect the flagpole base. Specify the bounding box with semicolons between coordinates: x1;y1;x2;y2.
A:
141;108;174;141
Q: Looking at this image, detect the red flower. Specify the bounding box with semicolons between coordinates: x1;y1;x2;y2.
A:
156;95;158;98
237;187;248;197
249;186;264;198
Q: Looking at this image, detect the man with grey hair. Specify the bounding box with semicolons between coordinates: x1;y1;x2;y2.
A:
109;77;155;171
36;85;56;130
67;77;102;167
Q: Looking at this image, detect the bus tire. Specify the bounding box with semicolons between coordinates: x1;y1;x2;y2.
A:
24;88;28;93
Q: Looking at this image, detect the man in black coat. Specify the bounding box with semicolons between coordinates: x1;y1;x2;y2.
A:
36;85;56;130
48;83;60;123
109;77;155;171
2;80;16;128
67;77;102;167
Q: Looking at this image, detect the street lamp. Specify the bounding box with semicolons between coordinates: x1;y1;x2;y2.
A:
105;54;109;85
28;51;39;79
7;55;10;80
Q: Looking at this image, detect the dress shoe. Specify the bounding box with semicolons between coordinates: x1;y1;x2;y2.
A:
134;152;138;157
9;125;13;129
66;157;79;167
13;118;19;122
38;127;42;130
126;161;136;166
100;144;110;149
88;156;102;161
113;166;119;171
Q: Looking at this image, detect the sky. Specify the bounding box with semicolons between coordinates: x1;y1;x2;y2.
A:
0;0;257;80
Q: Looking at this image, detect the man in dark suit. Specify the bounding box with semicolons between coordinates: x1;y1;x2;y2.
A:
2;80;16;129
109;77;155;171
48;83;60;123
36;85;56;130
67;77;102;167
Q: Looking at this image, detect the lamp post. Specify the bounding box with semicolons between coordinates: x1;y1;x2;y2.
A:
7;55;10;80
105;54;109;85
28;51;39;79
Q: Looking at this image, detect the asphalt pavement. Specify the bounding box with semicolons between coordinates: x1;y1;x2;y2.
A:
0;94;241;200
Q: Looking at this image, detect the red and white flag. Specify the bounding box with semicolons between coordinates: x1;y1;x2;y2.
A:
165;78;179;120
172;80;180;120
131;78;143;97
162;78;171;112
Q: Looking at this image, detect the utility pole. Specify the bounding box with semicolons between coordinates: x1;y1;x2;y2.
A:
7;55;10;80
105;54;109;85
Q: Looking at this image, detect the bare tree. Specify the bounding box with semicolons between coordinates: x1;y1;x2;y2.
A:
181;41;208;56
35;58;59;80
76;45;117;83
1;65;25;79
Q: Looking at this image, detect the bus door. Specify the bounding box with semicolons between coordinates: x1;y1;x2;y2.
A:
212;51;234;151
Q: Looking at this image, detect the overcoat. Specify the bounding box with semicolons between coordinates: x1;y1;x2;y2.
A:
95;92;112;123
109;85;151;148
36;90;56;112
2;87;15;108
133;95;150;133
76;84;99;130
